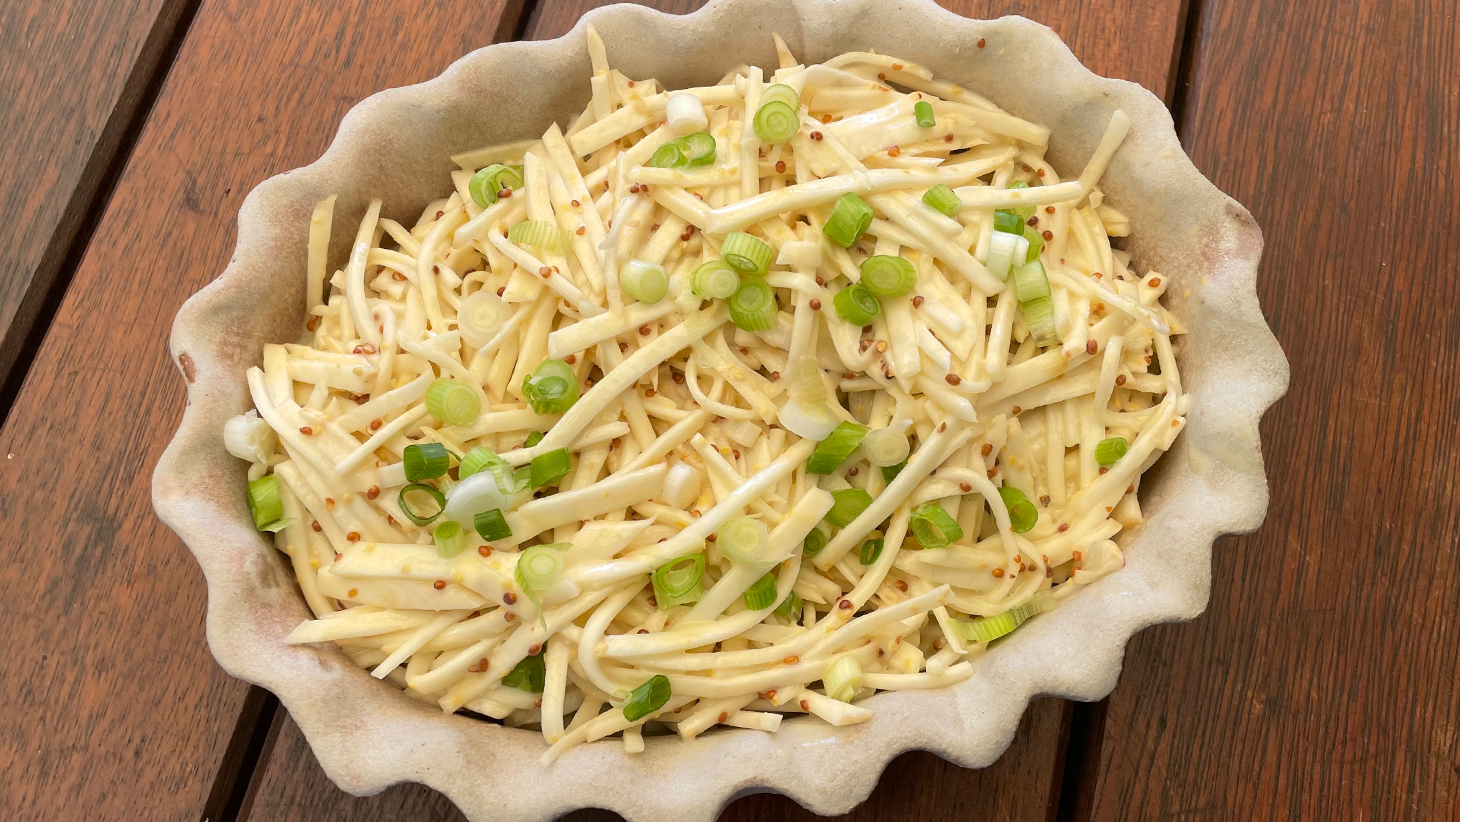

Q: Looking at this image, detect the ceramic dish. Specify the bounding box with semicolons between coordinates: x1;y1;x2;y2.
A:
153;1;1289;818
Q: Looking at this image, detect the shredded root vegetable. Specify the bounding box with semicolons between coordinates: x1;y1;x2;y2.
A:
229;28;1188;764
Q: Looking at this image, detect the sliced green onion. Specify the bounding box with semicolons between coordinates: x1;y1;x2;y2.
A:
914;100;936;127
950;592;1056;643
522;431;545;449
823;193;874;248
398;483;446;526
882;460;907;483
247;475;284;530
909;503;962;548
1022;225;1045;262
825;488;874;528
802;526;828;558
752;100;799;144
529;448;572;488
743;572;777;610
403;442;449;481
433;520;467;558
456;289;509;349
473;508;512;541
1012;259;1050;302
760;83;800;110
807;421;870;474
721;231;773;276
1021;296;1059;348
677;131;717;166
823;656;863;703
468;164;524;208
993;209;1025;235
507;220;571;256
833;283;881;325
690;259;740;300
652;554;705;609
622;674;671;722
425;378;480;426
620;259;669;304
859;537;885;566
1095;437;1129;466
1005;181;1036;219
515;543;567;595
522;359;579;415
774;590;804;625
922;183;961;218
458;446;516;498
648;142;687;168
860;424;910;467
998;486;1038;533
501;646;546;693
859;255;917;298
718;516;771;565
728;278;778;331
984;230;1028;280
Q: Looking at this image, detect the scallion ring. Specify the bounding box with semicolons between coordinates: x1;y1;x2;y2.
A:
1095;437;1129;466
529;448;572;488
859;537;885;566
507;220;572;256
825;488;874;528
246;475;284;530
676;131;717;166
718;516;771;565
474;508;512;541
425;378;480;426
690;259;740;300
993;209;1025;235
1021;296;1059;348
859;255;917;298
997;486;1038;533
621;675;672;722
1011;259;1051;302
648;142;687;168
881;460;907;483
743;572;778;610
456;289;509;348
833;283;881;325
802;526;828;558
774;590;804;625
922;183;961;218
501;647;546;693
823;193;874;248
652;554;705;609
433;520;466;558
823;656;864;703
914;100;936;127
468;163;524;208
620;259;670;304
759;83;799;110
721;231;773;276
806;420;870;474
728;278;777;331
398;483;446;526
752;100;799;144
521;359;579;415
909;503;962;548
403;442;450;481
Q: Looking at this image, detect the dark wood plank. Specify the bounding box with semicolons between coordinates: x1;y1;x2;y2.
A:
236;2;1183;821
1082;0;1460;819
0;0;197;407
527;0;1184;101
245;700;1068;822
0;0;525;820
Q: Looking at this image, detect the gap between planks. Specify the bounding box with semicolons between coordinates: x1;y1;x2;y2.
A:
0;0;205;430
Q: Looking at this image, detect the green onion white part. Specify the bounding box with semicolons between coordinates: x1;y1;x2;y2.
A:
229;26;1188;763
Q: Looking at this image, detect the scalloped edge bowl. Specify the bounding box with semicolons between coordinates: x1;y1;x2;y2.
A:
152;1;1289;819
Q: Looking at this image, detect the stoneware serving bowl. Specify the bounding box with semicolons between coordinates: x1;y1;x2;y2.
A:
153;0;1290;818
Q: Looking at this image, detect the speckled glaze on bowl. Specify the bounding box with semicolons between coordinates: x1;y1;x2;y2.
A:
152;1;1289;818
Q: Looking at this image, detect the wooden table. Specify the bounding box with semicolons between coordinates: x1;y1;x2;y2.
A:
1;0;1454;819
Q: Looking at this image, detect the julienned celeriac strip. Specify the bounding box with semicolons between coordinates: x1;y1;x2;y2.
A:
224;28;1191;764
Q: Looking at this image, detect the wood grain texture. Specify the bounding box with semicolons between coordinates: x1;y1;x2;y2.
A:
243;699;1069;822
0;0;193;403
234;2;1183;821
1082;0;1460;820
0;1;523;820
